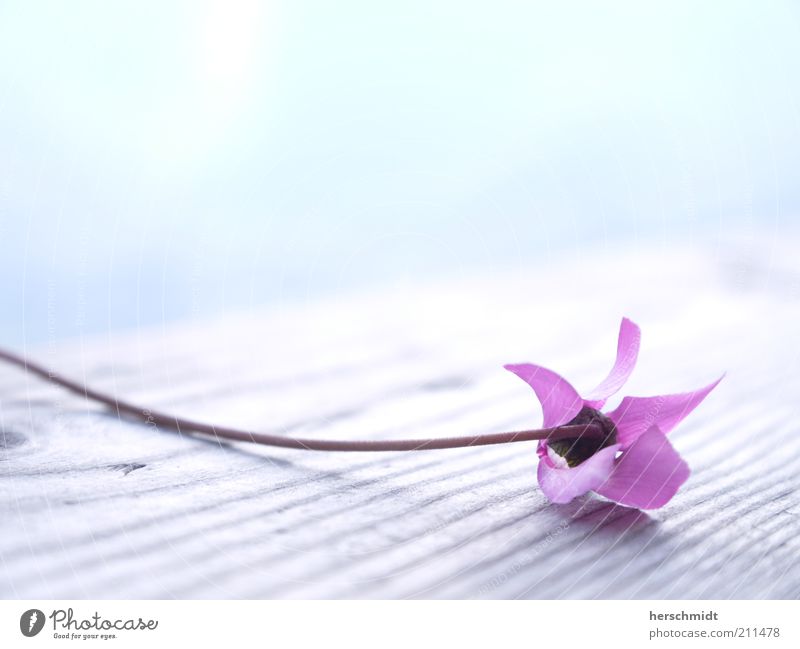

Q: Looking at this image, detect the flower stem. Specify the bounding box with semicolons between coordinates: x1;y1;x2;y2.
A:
0;347;600;451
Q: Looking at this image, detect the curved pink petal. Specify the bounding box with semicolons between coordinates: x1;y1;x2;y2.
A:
607;375;724;447
504;363;582;427
584;317;641;408
595;426;689;509
537;444;621;504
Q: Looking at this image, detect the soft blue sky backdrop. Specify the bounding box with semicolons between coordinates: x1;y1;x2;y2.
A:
1;1;798;345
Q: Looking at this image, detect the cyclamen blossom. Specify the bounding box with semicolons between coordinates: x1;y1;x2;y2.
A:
505;318;722;509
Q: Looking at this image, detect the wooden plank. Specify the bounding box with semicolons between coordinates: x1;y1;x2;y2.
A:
1;240;798;599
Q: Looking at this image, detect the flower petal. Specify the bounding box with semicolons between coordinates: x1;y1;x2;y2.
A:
584;317;641;408
595;426;689;509
607;375;724;447
537;444;621;504
504;363;583;427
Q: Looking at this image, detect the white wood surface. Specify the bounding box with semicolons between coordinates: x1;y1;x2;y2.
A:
1;239;799;599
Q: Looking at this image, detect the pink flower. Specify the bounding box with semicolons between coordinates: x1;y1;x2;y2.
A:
505;318;722;509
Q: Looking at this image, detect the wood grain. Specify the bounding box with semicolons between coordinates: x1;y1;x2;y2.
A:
1;240;798;599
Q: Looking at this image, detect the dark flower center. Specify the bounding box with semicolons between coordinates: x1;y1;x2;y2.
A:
547;406;617;468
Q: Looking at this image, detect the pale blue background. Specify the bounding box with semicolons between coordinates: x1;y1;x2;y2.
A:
1;1;798;346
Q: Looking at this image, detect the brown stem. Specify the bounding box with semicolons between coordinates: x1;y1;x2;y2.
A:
0;347;600;451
